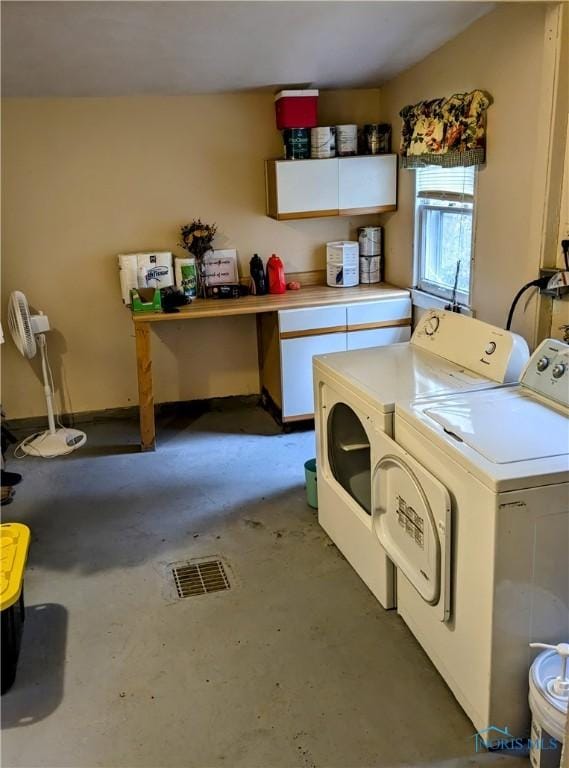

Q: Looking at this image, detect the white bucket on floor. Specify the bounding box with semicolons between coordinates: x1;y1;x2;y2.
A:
528;644;568;768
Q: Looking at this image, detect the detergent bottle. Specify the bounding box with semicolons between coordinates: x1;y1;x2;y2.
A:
267;254;286;294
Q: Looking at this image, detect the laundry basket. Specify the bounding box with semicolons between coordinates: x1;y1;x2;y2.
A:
304;459;318;509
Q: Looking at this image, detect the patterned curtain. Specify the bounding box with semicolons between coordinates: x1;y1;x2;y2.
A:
399;90;491;169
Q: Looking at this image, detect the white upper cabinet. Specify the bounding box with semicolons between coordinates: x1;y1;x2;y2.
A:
266;155;397;220
267;159;338;219
338;156;397;214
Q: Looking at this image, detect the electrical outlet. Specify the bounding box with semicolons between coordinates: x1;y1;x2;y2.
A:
540;268;569;298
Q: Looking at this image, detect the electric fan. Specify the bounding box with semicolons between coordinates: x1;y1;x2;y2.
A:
7;290;87;458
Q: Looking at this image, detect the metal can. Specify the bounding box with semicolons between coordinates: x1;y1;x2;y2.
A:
363;123;392;155
358;226;383;256
283;128;310;160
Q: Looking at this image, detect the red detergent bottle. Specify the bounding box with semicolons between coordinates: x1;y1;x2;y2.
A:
267;254;286;294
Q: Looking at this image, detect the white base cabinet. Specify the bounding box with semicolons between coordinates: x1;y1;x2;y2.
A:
259;295;411;421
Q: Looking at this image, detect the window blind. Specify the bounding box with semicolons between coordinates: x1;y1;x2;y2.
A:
416;165;475;202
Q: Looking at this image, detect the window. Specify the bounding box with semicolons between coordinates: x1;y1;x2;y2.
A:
415;165;476;305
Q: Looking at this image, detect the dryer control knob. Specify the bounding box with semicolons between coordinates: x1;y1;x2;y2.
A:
552;362;566;379
536;356;550;372
424;316;440;336
485;341;497;355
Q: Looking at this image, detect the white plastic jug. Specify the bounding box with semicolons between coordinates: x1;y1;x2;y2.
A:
528;642;568;768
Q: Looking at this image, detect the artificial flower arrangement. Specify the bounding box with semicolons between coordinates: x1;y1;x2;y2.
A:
179;219;218;297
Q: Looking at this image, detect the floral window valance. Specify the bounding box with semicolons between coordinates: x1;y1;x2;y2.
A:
399;90;491;169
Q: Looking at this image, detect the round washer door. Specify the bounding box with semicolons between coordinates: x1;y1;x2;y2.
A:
371;430;452;622
327;402;372;514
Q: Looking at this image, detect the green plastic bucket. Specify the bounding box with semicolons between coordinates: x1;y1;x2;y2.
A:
304;459;318;509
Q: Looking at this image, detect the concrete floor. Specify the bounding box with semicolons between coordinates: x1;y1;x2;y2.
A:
2;404;529;768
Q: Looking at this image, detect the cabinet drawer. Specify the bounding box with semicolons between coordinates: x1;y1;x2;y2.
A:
281;333;347;418
279;305;347;335
346;298;411;330
347;326;411;351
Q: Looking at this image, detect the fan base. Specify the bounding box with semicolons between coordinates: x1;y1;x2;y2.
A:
21;428;87;458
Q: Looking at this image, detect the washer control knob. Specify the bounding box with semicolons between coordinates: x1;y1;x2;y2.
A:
536;356;550;372
424;316;440;336
485;341;497;355
552;363;566;379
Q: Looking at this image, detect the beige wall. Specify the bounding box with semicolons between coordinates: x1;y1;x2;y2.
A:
379;3;549;343
1;89;380;419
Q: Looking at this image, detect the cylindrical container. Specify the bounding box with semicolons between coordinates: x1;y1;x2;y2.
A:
175;257;197;298
310;126;336;158
363;124;381;155
304;459;318;509
358;226;383;256
359;256;382;284
336;125;358;156
326;241;359;287
249;254;267;296
377;123;392;154
267;253;286;294
275;89;319;130
283;128;310;160
528;649;567;768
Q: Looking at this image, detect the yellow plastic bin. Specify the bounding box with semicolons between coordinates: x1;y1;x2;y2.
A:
1;523;30;694
304;459;318;509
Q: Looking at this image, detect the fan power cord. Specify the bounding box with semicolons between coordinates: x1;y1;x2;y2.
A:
506;276;550;330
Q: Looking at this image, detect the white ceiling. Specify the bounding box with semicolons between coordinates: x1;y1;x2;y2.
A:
2;1;494;98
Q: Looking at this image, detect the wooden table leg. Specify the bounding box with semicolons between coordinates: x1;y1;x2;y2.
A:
135;322;155;451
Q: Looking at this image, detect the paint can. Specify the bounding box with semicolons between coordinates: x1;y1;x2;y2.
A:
358;226;383;256
358;226;383;284
283;128;310;160
310;126;336;158
326;241;359;287
362;123;392;155
359;256;382;284
335;125;358;156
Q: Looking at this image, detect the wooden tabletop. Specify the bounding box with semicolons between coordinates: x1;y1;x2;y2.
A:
131;283;410;324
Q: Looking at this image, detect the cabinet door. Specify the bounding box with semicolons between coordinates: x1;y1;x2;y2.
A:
281;333;347;418
347;326;411;351
338;155;397;213
274;159;339;217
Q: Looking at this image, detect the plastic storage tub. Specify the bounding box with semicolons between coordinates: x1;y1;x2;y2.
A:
1;523;31;694
275;90;318;130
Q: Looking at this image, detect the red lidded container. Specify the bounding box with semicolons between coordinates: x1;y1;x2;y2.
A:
267;254;286;294
275;90;319;130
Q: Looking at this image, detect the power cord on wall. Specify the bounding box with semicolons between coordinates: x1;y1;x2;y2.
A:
506;240;569;331
506;276;550;331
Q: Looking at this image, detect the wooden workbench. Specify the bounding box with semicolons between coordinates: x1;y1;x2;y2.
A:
132;283;410;450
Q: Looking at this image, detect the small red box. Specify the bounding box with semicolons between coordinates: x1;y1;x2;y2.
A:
275;89;319;130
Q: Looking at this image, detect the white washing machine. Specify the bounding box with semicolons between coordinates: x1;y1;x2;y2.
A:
314;310;529;608
371;338;569;738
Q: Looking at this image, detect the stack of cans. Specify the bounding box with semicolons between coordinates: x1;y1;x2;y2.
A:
358;227;383;284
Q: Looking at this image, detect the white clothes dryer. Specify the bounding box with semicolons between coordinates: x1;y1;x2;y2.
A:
314;310;529;609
